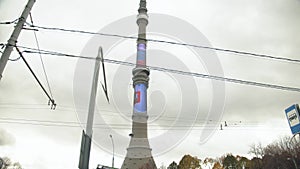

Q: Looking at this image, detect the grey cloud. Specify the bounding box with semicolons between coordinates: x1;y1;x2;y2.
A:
196;0;300;124
0;0;299;167
0;128;15;146
223;84;300;122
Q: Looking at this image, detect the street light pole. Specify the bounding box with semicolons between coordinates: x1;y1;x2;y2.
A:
78;47;102;169
109;134;115;169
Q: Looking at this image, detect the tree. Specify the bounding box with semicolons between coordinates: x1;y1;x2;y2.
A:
0;157;22;169
11;162;22;169
167;161;178;169
248;142;264;159
212;162;223;169
248;135;300;169
236;156;250;169
249;157;262;169
202;158;215;169
178;154;201;169
222;154;237;169
248;143;264;169
158;163;166;169
262;136;300;169
1;157;12;169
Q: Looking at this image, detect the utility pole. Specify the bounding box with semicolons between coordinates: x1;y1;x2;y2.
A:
0;0;36;80
79;47;102;169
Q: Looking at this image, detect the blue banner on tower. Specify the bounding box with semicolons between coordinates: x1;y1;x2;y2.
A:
134;84;147;113
285;104;300;135
137;43;146;66
137;50;146;65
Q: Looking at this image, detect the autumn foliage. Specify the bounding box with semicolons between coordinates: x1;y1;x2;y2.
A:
165;135;300;169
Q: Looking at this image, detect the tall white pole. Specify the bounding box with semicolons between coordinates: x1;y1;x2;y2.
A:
79;47;102;169
0;0;36;80
85;47;102;137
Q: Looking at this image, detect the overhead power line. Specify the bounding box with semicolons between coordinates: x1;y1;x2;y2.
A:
0;19;18;25
1;44;22;61
104;59;300;92
0;103;256;121
1;20;299;64
23;23;300;64
16;46;300;93
29;12;54;99
0;117;279;131
8;56;21;61
0;102;265;126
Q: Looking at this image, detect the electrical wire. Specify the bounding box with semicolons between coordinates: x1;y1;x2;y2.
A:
0;102;277;131
29;13;54;99
0;120;285;131
105;59;300;92
0;117;275;130
24;23;300;64
8;56;21;61
0;102;266;126
0;19;18;25
15;46;56;109
17;46;300;93
1;42;21;61
0;43;5;54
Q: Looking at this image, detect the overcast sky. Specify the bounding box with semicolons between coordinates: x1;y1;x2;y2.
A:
1;0;300;169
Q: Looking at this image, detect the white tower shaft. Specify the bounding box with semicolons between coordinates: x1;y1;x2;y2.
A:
121;1;157;169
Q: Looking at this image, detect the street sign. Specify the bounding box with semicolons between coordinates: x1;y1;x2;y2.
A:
285;104;300;135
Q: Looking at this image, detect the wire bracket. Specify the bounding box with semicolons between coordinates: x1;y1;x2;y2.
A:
15;46;56;110
98;47;110;103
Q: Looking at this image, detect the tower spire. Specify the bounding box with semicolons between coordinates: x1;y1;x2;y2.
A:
121;0;157;169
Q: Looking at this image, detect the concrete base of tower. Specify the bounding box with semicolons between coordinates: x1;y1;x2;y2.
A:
121;156;157;169
121;138;157;169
